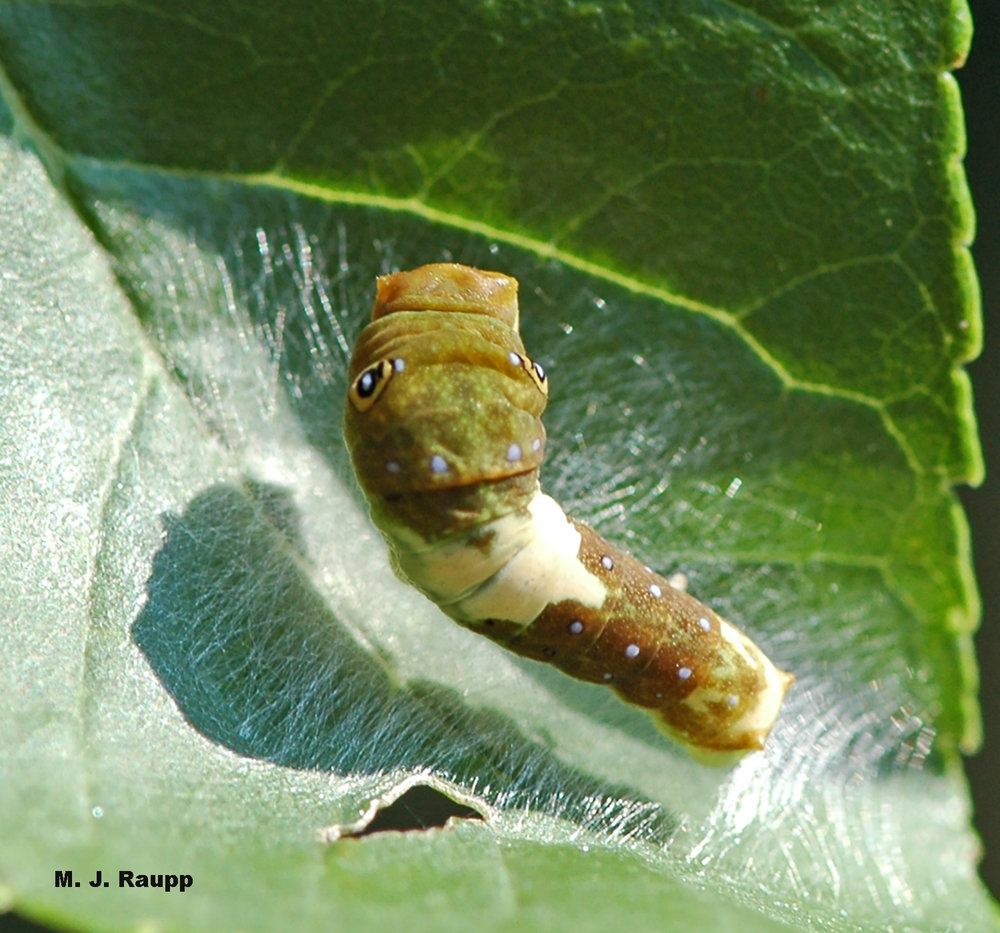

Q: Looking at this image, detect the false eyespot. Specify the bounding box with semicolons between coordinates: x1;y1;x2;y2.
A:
343;263;792;763
349;359;398;412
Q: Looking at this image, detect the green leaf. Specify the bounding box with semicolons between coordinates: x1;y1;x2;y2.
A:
0;2;993;932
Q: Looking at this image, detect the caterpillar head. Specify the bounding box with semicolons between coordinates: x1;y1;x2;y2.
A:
344;264;549;501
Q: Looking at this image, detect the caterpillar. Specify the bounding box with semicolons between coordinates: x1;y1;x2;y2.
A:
343;263;792;763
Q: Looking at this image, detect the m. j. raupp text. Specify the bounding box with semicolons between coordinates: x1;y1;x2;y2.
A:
55;870;193;892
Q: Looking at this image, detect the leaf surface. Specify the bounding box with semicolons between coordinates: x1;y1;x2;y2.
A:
0;2;993;931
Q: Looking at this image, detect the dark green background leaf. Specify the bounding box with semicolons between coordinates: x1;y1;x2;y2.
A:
0;1;993;931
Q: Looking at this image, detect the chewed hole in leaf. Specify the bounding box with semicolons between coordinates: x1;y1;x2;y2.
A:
352;784;485;837
321;778;487;842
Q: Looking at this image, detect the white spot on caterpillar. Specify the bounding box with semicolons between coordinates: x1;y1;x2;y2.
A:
649;583;662;598
508;351;522;367
385;461;401;474
600;555;614;571
727;695;739;708
625;644;640;659
430;455;449;474
568;620;584;635
602;672;612;681
506;442;522;462
698;616;711;631
393;358;406;372
531;438;542;452
678;667;692;680
668;572;688;592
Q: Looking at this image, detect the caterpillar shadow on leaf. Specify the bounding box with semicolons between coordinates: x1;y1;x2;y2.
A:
132;480;680;841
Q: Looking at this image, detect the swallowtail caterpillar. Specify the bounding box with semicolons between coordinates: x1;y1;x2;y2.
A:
344;263;793;763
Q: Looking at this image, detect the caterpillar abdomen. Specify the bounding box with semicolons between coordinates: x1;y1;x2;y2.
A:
344;263;792;762
483;508;790;757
